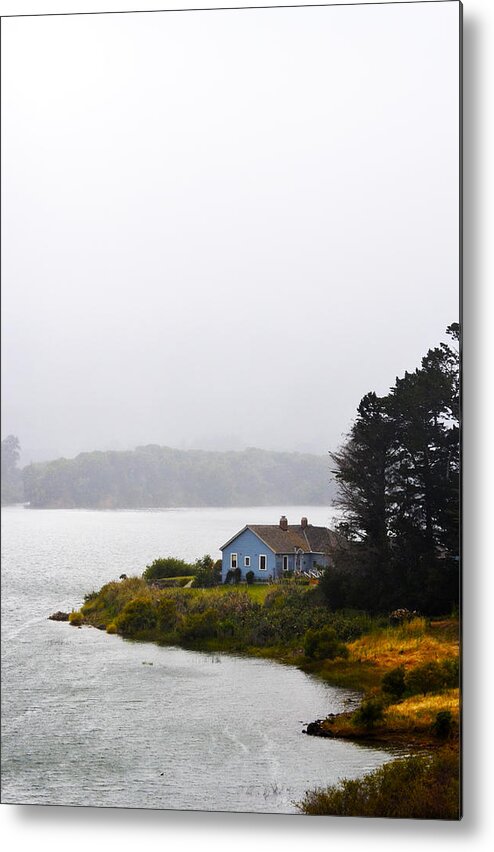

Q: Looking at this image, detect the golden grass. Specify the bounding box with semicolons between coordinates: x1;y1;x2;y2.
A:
385;689;460;730
348;619;459;673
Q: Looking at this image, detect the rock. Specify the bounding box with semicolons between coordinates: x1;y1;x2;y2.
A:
48;611;70;621
305;720;334;738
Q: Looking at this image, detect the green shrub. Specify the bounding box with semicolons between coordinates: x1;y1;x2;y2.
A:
178;609;219;641
245;570;255;585
106;623;117;634
115;597;157;635
156;598;178;633
352;697;385;729
381;665;406;699
431;710;454;739
68;610;84;626
143;557;196;581
224;567;242;586
193;555;222;588
405;659;459;696
303;627;349;661
297;748;460;819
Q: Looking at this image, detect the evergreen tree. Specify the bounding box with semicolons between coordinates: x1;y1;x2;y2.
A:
323;325;460;615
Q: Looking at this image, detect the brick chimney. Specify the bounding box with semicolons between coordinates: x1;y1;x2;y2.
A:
301;517;308;529
279;515;288;531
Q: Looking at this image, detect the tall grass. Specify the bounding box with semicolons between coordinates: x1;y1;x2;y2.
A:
297;747;460;819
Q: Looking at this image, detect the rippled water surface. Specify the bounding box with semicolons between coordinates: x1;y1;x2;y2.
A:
2;505;396;812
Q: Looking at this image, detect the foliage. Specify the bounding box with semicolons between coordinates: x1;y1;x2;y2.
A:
80;578;380;651
68;610;84;626
323;324;460;616
114;598;157;635
432;710;454;739
352;697;384;729
404;659;459;696
303;626;349;661
389;608;420;625
178;609;219;641
1;435;24;505
143;557;196;581
21;445;336;509
297;748;460;819
245;570;255;585
224;567;242;585
192;555;222;588
381;665;406;700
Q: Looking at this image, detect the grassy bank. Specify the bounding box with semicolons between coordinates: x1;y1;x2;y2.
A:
72;576;460;819
74;577;459;749
297;745;460;819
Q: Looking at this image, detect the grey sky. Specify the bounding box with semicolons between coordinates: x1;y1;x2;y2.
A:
1;2;460;464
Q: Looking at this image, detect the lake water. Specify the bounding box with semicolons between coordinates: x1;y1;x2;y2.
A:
1;505;397;813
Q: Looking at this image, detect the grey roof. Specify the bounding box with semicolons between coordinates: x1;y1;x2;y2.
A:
221;523;339;555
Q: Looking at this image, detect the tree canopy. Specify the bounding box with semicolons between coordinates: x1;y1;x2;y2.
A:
322;324;460;615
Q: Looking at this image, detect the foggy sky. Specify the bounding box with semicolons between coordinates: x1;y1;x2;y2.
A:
1;2;460;465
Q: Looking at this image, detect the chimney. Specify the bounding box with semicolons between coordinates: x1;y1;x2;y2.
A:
279;515;288;531
301;517;308;529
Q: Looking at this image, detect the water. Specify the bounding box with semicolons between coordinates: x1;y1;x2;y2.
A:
1;505;396;813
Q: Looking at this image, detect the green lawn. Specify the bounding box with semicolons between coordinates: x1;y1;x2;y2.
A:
213;583;273;603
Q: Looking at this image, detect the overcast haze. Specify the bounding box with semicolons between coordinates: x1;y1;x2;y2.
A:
1;2;460;465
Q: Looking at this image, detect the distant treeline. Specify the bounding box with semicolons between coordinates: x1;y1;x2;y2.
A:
20;445;335;508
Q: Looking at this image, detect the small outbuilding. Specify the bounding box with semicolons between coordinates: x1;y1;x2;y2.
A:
220;515;338;583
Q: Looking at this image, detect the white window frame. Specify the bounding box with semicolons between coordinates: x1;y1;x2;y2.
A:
259;554;267;571
244;556;251;568
230;553;238;569
283;555;289;572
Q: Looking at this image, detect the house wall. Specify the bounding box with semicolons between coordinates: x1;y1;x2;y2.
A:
221;528;332;582
221;528;276;582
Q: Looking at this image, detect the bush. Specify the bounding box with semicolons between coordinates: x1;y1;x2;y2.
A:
68;610;84;626
381;665;406;700
245;570;255;585
389;608;420;626
224;567;242;586
115;597;157;635
106;623;117;634
193;555;222;588
156;598;179;633
432;710;454;739
352;697;385;729
143;557;196;582
405;659;459;696
297;748;460;818
179;609;218;641
303;627;349;661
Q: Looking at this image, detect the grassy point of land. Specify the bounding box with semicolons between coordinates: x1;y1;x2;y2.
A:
72;577;460;819
75;578;460;751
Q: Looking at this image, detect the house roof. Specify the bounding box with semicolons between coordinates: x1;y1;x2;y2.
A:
220;523;339;555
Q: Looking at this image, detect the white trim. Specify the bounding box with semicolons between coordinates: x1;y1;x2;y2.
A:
244;556;251;567
230;553;238;569
259;554;267;571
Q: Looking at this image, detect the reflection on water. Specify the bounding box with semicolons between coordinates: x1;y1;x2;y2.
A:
1;506;396;812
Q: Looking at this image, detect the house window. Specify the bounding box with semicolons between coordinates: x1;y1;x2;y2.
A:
283;555;289;572
244;556;251;568
259;554;267;571
230;553;238;569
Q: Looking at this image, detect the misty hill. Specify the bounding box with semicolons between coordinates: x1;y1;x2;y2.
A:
22;445;336;509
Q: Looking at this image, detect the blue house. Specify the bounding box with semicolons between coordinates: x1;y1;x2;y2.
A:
220;515;338;583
